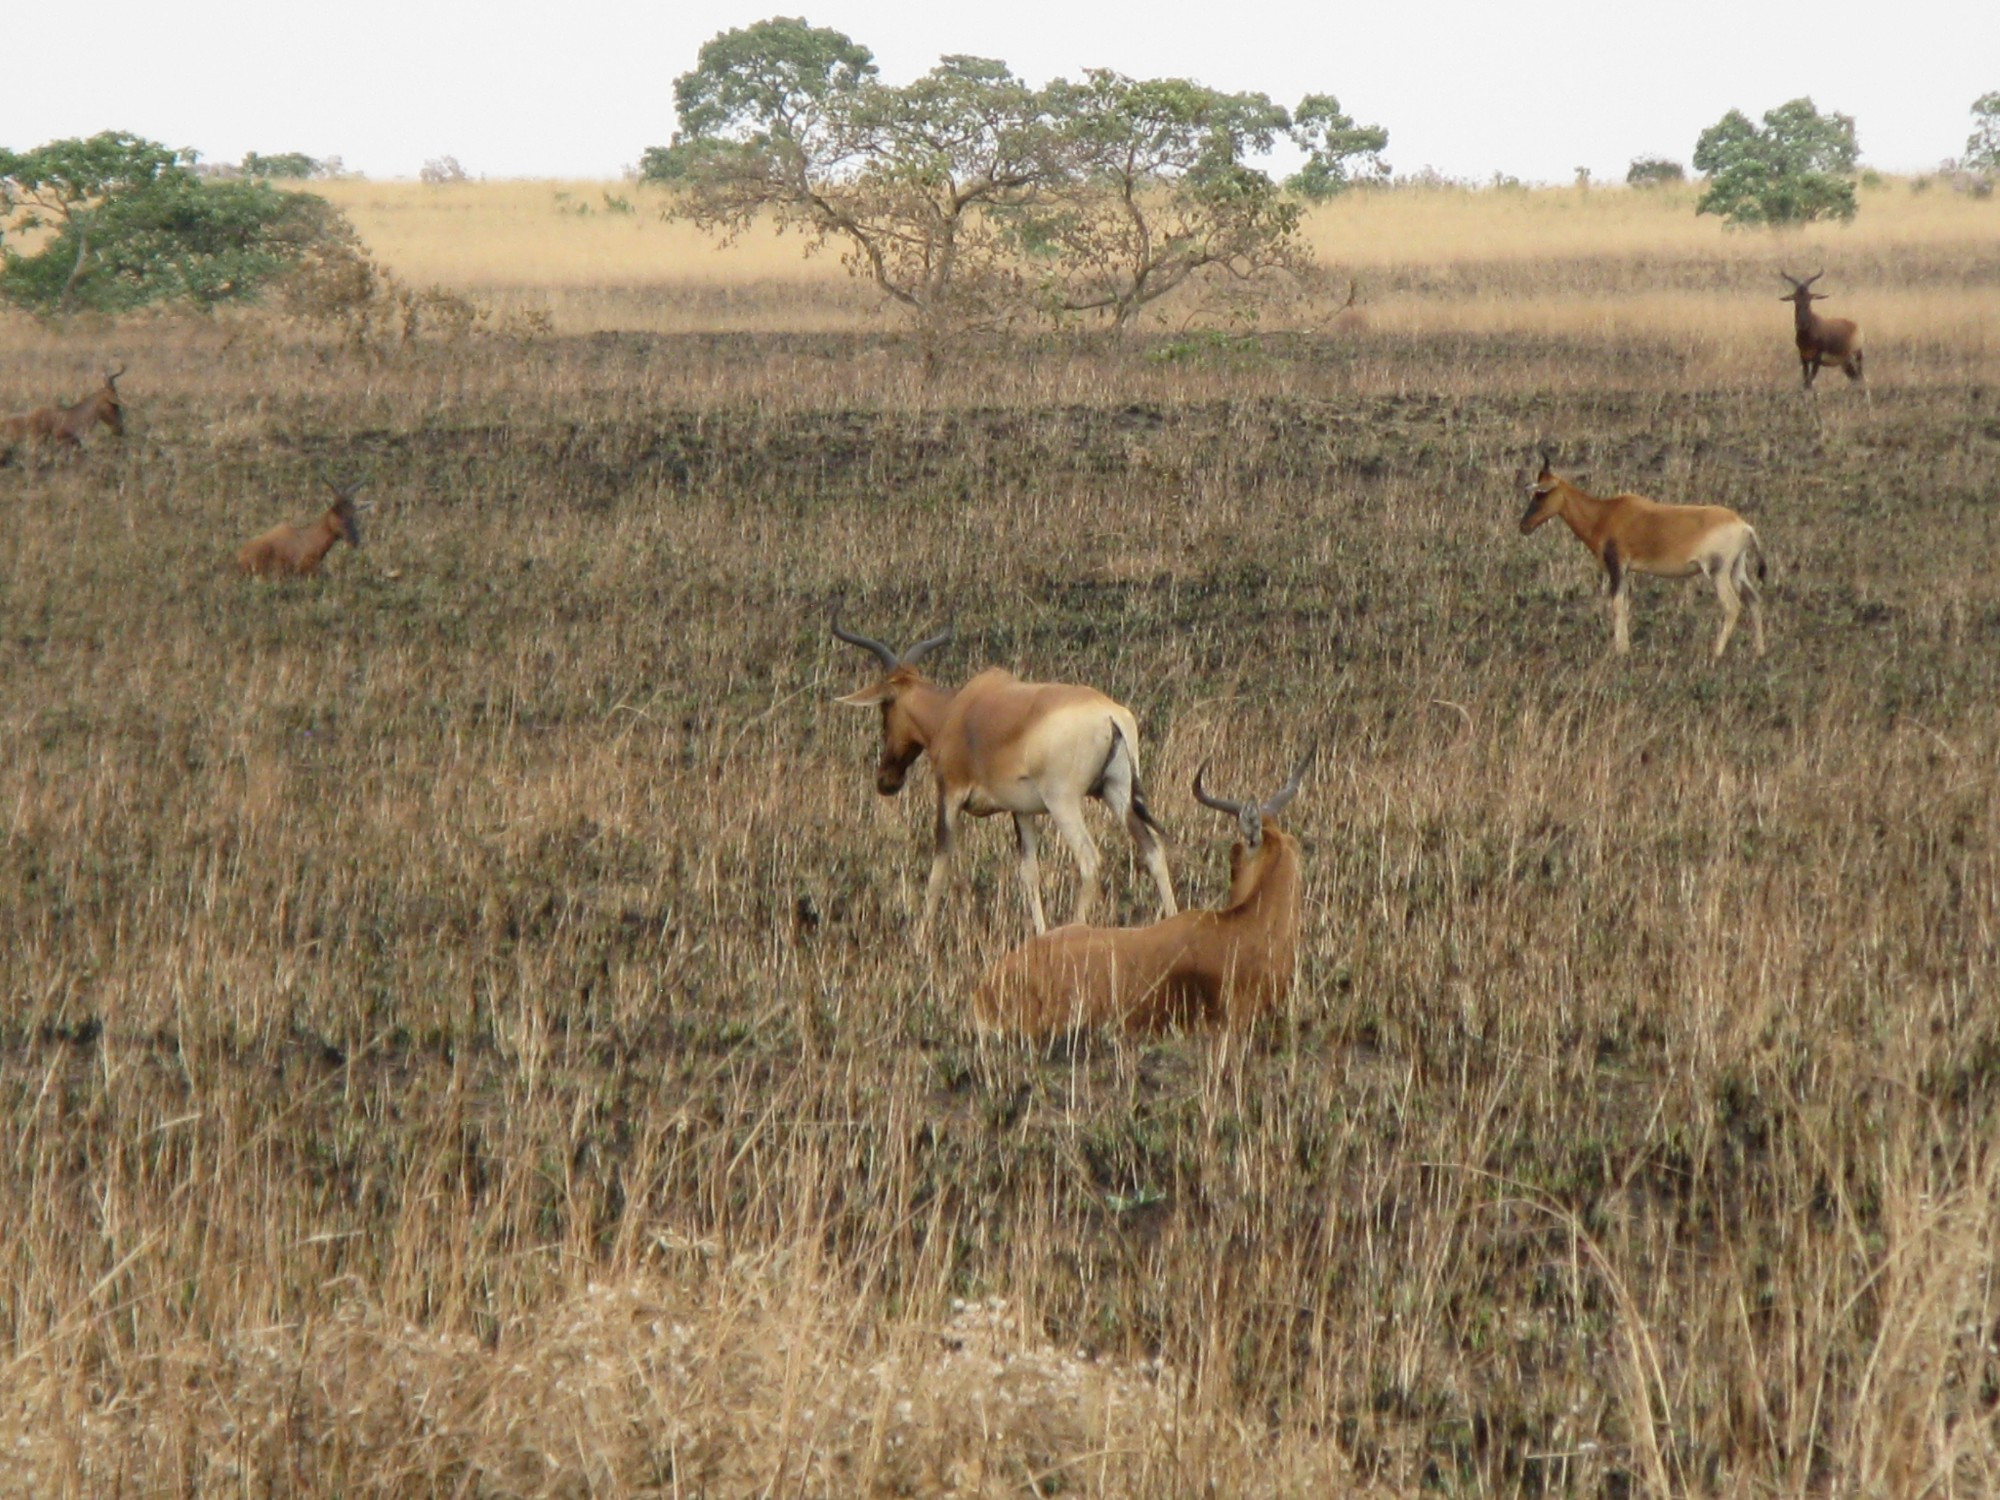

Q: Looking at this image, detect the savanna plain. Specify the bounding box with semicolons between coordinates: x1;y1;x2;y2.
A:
2;179;1999;1496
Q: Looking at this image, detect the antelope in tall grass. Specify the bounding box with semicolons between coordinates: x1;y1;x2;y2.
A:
0;365;126;453
973;749;1311;1037
832;616;1177;941
237;478;370;577
1779;270;1863;388
1518;452;1766;659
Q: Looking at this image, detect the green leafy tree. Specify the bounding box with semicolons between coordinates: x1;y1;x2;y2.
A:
1964;91;2000;174
1692;98;1859;226
0;131;350;316
644;20;1054;351
1625;155;1685;187
1026;71;1306;330
241;151;320;180
1285;94;1388;200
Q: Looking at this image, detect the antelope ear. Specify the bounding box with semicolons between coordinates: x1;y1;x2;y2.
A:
836;682;896;708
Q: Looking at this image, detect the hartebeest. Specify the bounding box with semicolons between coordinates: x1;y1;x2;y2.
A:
832;616;1177;940
237;479;369;577
973;749;1311;1037
1518;452;1767;659
1779;270;1862;388
0;365;126;453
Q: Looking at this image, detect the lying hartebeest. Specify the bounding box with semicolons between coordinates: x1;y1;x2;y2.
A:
973;749;1312;1037
1518;452;1766;658
237;479;369;577
833;616;1177;940
1779;270;1862;388
0;365;126;454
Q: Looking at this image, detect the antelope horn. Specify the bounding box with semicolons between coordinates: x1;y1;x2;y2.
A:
899;626;953;666
104;362;126;384
830;612;900;672
1260;744;1318;819
1192;762;1247;818
1539;445;1557;470
1804;270;1824;286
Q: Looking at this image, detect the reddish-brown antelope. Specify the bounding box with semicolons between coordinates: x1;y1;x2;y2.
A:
1518;452;1767;658
973;749;1311;1038
832;616;1177;940
1779;270;1862;388
237;479;369;577
0;364;127;453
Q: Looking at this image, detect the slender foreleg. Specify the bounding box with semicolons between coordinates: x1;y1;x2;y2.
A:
1604;540;1631;654
918;795;962;944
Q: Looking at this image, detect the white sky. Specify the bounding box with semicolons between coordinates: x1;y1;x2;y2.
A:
11;0;1994;183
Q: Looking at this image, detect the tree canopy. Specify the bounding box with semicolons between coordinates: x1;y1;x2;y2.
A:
642;19;1385;342
1964;91;2000;176
0;131;352;316
1692;98;1860;227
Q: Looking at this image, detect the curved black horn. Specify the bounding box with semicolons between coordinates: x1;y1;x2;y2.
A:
1779;270;1802;287
1804;269;1824;286
1539;445;1557;470
104;362;126;384
830;613;900;672
899;626;953;666
1192;761;1247;818
1260;744;1318;819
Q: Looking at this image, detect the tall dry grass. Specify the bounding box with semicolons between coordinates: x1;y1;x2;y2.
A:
0;182;1998;1495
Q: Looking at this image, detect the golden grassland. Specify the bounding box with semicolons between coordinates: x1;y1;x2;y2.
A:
307;174;2000;352
0;182;1998;1495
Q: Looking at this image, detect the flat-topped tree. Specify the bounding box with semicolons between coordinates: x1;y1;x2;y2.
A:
644;21;1054;359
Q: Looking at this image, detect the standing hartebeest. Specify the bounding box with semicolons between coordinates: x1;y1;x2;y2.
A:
832;616;1177;941
973;749;1312;1037
1518;451;1767;659
1779;271;1862;389
0;365;126;454
236;478;370;577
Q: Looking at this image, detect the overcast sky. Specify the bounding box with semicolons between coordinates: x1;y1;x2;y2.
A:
11;0;1995;183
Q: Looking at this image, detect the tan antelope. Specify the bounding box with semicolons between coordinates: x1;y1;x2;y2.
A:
237;478;370;577
973;749;1311;1037
832;616;1177;940
0;365;126;453
1518;452;1767;659
1779;270;1862;388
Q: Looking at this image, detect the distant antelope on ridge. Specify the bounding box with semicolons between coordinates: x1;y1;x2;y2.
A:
1779;270;1862;389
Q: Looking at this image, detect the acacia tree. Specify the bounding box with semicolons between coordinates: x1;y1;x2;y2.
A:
0;131;348;316
1024;72;1305;331
1285;94;1389;199
1692;98;1860;226
1964;91;2000;177
643;19;1055;350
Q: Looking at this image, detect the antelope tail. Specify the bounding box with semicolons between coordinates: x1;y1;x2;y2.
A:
1749;530;1769;586
1094;721;1164;835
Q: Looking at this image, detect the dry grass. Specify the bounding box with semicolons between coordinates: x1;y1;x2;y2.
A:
1;181;1999;1495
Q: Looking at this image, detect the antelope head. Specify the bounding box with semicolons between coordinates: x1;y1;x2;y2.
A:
831;614;953;795
98;363;127;435
1193;744;1315;878
322;474;371;548
1518;448;1564;533
1778;269;1828;307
